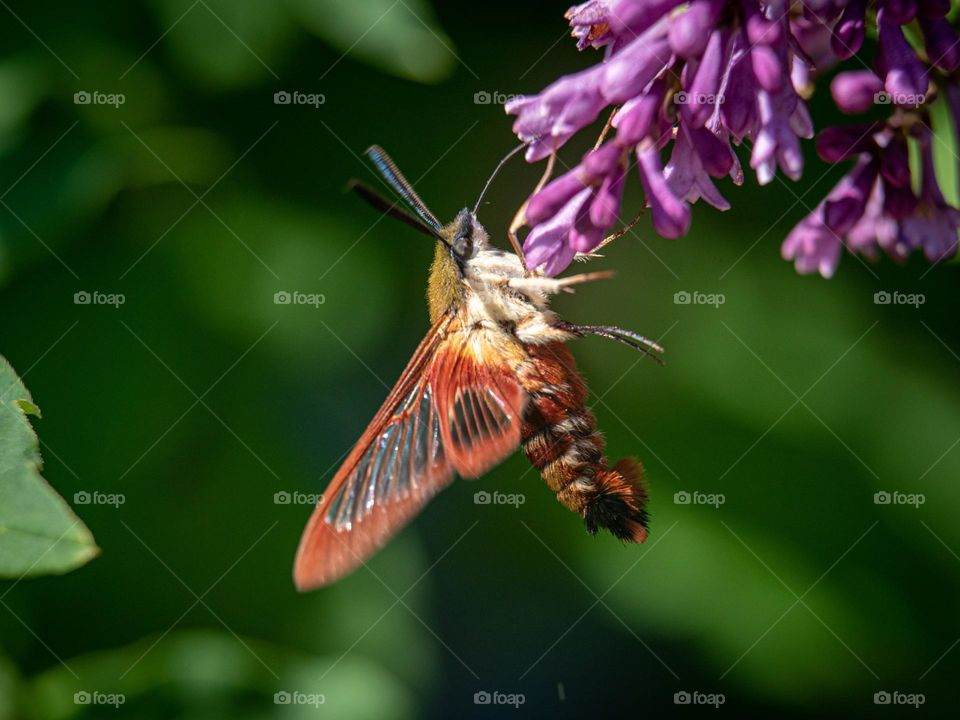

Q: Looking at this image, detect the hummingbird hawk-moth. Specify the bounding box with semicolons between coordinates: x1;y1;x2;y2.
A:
294;146;662;590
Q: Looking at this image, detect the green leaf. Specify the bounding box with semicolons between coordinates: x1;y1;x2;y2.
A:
21;630;419;720
0;354;98;578
930;94;960;208
155;0;294;88
901;20;925;56
287;0;458;83
907;133;923;196
0;653;19;720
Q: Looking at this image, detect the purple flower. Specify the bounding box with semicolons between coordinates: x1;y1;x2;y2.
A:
816;123;877;163
505;15;671;161
830;70;885;115
566;0;684;53
669;0;725;59
523;189;589;275
605;0;684;40
682;29;729;127
918;0;951;16
845;185;886;261
718;33;759;140
782;209;843;278
785;117;959;275
612;79;668;145
751;84;809;185
665;125;734;210
507;0;960;278
876;8;929;106
882;0;918;25
566;1;614;51
522;143;628;273
600;18;672;103
823;156;878;234
751;44;784;93
508;0;812;273
638;141;691;239
505;73;606;162
589;167;627;228
525;172;587;226
790;17;838;97
880;131;910;188
832;0;867;59
900;128;960;262
918;13;960;73
945;82;960;185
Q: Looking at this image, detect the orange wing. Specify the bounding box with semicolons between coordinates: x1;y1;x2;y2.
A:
294;312;527;590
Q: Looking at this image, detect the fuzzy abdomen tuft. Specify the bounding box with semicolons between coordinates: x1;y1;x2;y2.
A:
518;342;650;543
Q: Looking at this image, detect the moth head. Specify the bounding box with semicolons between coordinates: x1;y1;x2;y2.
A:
444;208;489;263
426;210;488;324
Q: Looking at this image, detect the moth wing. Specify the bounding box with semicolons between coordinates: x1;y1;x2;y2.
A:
294;316;527;590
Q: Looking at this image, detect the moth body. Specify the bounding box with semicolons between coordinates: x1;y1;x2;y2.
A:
293;147;660;590
435;211;651;544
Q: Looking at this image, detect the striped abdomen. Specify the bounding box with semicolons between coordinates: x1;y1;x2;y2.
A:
518;342;649;543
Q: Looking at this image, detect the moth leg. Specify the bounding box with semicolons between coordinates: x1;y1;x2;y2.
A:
574;207;645;259
557;322;665;364
507;270;614;295
508;152;557;273
507;209;528;271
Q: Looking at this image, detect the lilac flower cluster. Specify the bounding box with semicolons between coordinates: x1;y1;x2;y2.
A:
506;0;960;278
784;110;959;276
784;2;960;276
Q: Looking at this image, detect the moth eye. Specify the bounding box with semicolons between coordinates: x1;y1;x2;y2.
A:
453;233;472;258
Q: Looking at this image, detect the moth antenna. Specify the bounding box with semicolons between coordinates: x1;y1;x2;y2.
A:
365;145;444;235
472;143;526;215
346;179;443;240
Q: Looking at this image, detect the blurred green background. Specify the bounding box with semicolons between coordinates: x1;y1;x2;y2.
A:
1;0;959;717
